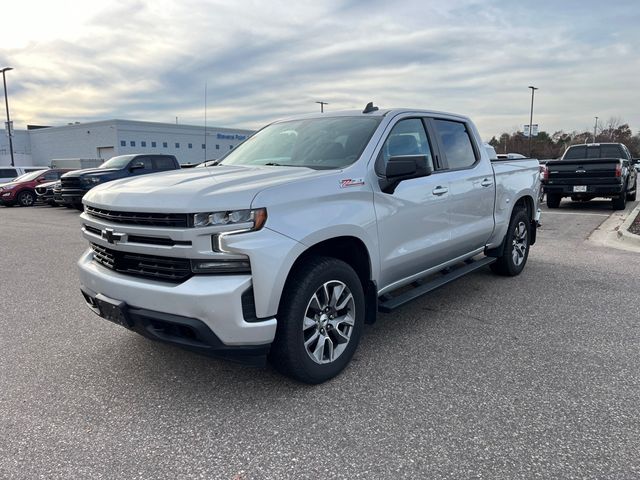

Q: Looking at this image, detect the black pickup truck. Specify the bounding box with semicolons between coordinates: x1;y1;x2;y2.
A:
542;143;638;210
60;154;180;209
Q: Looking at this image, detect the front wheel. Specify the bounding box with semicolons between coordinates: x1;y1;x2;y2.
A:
17;190;36;207
270;257;365;384
491;208;531;277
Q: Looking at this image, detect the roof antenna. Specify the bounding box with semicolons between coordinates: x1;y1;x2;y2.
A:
362;102;379;114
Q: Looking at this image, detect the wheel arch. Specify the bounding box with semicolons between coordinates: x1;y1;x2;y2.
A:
280;236;378;324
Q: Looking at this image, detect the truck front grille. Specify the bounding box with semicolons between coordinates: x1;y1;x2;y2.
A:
86;206;189;228
61;177;82;188
91;243;192;283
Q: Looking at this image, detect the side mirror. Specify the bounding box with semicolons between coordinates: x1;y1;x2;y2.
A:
381;155;433;193
129;162;144;171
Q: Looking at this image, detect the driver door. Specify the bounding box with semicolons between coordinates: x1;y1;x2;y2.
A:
373;117;453;290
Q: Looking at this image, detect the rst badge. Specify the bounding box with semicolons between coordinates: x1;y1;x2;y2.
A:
339;178;365;188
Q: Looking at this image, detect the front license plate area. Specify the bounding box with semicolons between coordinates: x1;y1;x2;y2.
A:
573;185;587;193
95;294;131;328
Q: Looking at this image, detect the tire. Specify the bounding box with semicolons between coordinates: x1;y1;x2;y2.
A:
612;192;626;210
627;188;637;201
546;194;561;209
73;202;84;211
270;256;365;384
17;190;36;207
47;200;57;207
490;208;531;277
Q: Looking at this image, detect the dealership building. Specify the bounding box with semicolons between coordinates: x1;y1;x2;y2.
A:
0;119;254;167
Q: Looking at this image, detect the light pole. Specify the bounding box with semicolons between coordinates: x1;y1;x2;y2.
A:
593;116;598;143
1;67;15;167
315;101;328;113
528;85;538;158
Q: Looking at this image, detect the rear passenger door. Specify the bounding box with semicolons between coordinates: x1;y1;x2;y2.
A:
429;118;495;258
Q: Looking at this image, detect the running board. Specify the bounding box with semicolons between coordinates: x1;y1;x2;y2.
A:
378;256;497;313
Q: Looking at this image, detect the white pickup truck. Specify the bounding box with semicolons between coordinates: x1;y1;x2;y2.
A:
78;105;541;383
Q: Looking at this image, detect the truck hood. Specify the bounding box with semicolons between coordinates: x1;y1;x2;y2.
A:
83;165;332;212
63;167;120;178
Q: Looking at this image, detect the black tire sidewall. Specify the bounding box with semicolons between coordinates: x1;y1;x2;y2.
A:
274;258;365;383
503;209;531;276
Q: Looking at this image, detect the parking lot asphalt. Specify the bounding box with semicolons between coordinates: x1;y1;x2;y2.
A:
1;198;639;479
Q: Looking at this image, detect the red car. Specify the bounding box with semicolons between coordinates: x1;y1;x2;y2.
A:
0;169;73;207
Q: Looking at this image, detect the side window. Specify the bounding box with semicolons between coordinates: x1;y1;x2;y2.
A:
376;118;434;175
44;172;59;181
153;157;176;170
432;119;477;170
0;168;17;177
130;157;153;171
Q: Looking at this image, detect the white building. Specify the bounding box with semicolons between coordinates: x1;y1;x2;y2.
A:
0;119;254;167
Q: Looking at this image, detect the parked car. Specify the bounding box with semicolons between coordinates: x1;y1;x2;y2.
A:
0;169;72;207
35;180;61;206
77;105;541;383
542;143;638;209
0;166;49;185
60;154;181;210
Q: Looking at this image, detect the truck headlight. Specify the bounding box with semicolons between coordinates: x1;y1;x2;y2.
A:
193;208;267;230
82;176;102;185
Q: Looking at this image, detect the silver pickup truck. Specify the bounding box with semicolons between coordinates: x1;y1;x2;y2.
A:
78;105;541;383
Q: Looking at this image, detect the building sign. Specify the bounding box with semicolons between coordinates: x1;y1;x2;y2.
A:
523;124;539;137
217;133;247;141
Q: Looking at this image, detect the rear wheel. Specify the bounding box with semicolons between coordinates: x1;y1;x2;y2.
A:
627;188;637;201
612;191;627;210
270;257;365;384
546;194;561;208
17;190;36;207
490;208;530;277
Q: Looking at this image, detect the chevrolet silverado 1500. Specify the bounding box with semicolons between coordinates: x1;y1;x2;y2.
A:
78;105;541;383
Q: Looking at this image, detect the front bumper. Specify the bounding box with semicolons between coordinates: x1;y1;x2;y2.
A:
0;190;16;203
78;249;277;350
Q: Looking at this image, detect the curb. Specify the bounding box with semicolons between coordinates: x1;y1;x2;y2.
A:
616;202;640;247
588;201;640;253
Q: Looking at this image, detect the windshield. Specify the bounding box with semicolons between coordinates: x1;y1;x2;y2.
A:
220;117;381;169
12;170;47;182
99;155;133;169
564;145;624;160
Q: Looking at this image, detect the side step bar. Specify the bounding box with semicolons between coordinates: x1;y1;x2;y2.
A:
378;256;497;313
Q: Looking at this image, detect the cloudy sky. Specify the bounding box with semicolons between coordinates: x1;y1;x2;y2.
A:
1;0;639;139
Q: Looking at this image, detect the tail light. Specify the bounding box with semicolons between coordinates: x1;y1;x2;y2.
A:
615;163;622;177
541;165;548;181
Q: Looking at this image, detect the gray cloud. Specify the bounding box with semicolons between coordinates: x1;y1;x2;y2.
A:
2;0;639;138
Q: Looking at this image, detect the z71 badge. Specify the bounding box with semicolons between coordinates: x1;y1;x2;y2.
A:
339;178;365;188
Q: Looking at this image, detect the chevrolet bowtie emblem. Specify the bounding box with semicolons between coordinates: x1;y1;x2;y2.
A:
101;228;124;244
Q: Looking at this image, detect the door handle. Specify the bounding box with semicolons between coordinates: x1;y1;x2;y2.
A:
432;186;448;196
481;178;493;187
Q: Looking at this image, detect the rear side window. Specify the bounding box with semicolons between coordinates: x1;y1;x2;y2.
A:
376;118;434;175
432;119;477;170
0;168;17;177
43;172;59;181
153;157;176;170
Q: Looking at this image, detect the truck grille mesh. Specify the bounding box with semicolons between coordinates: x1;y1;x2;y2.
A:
85;206;189;228
91;243;192;283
